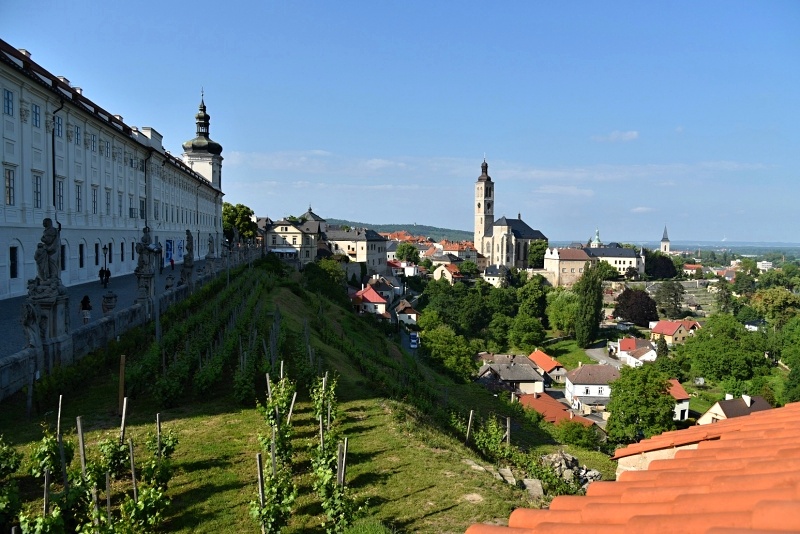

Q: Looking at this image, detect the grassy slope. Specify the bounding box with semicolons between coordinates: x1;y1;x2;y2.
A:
1;280;615;533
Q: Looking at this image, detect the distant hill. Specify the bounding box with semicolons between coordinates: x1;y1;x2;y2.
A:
326;219;473;243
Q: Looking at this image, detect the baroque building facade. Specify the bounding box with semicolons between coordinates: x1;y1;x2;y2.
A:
0;38;224;299
473;160;547;269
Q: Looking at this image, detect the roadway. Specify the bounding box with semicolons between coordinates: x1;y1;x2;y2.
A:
0;260;205;360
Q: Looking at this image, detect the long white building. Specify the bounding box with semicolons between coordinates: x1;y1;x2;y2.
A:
0;38;224;299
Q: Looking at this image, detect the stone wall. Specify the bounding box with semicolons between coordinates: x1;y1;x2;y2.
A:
0;270;212;402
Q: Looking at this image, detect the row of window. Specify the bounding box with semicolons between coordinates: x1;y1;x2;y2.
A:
6;241;133;279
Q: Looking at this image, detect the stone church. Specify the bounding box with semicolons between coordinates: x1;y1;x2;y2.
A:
473;160;547;269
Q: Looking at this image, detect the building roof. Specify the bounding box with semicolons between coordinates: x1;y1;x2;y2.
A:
465;401;800;534
566;364;620;386
519;392;592;426
668;379;690;401
325;226;386;242
483;264;509;277
651;320;686;336
629;346;655;361
619;337;653;352
492;216;547;241
479;363;544;383
527;349;563;374
354;285;386;304
300;205;326;222
552;248;592;261
715;395;772;418
585;247;640;259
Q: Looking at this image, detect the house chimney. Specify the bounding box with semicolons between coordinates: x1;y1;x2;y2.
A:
578;361;582;368
73;87;82;95
570;412;574;420
742;394;752;407
18;49;31;58
533;392;538;399
57;76;70;86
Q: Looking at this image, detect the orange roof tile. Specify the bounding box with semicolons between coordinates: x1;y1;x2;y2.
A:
527;349;563;373
465;402;800;534
651;320;684;336
519;392;592;427
668;379;690;401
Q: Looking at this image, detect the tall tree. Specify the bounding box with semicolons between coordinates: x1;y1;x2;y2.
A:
546;288;579;336
528;239;548;269
656;336;669;360
645;250;678;279
596;260;620;281
654;280;685;319
714;277;735;313
222;202;258;242
613;288;658;327
395;242;420;264
508;314;546;354
606;365;675;444
573;261;603;348
750;287;800;329
517;274;549;319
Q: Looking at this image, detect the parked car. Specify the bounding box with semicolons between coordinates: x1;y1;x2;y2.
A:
409;332;419;349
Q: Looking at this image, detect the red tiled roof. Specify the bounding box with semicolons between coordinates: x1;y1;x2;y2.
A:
354;285;386;304
555;248;591;261
528;350;562;373
668;379;690;401
619;337;652;352
466;402;800;534
651;320;684;336
519;392;592;427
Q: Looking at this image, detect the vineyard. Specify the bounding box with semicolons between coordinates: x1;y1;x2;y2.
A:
0;258;615;533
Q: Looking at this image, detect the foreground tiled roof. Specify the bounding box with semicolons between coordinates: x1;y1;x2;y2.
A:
466;402;800;534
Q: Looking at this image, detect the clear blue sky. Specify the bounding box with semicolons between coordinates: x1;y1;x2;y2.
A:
4;1;799;243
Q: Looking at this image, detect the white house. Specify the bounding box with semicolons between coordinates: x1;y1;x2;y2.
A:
668;379;690;421
565;364;620;412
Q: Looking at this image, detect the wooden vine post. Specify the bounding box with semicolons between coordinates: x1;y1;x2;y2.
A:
465;409;474;444
255;453;266;534
56;395;68;489
118;354;126;415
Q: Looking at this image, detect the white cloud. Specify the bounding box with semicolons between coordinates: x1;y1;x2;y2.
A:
591;130;640;143
631;206;654;213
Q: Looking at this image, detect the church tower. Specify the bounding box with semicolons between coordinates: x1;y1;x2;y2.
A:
474;159;494;254
182;94;223;189
661;226;670;254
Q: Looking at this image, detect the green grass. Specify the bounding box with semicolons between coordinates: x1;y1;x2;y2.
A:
545;340;593;370
0;270;617;533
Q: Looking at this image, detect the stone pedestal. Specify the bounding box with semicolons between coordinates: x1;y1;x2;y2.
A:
102;291;118;315
135;272;155;317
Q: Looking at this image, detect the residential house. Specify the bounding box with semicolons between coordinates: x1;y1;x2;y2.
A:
433;264;464;285
477;354;545;394
261;206;327;266
683;263;704;277
611;337;657;368
366;276;395;303
650;320;701;346
481;264;509;288
519;392;592;426
352;285;388;317
395;300;420;326
465;402;800;533
387;259;419;278
668;379;690;421
565;364;620;412
326;226;388;274
440;241;478;263
697;394;772;425
527;349;567;385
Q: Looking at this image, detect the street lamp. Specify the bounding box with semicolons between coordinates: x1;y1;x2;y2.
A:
102;244;108;288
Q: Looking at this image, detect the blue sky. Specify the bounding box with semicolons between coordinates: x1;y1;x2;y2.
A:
4;1;799;243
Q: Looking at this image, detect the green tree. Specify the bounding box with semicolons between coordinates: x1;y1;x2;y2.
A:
395;243;420;264
733;271;756;296
750;287;800;329
528;239;548;269
606;365;675;444
645;250;678;279
222;202;258;241
517;274;548;320
458;260;480;277
546;288;579;336
654;280;685;319
486;313;513;352
595;260;620;281
573;262;603;348
714;278;735;314
421;325;477;381
683;313;770;381
656;336;669;360
302;259;348;306
613;288;658;327
507;314;546;354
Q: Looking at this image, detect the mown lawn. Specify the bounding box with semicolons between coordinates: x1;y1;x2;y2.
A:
545;340;593;370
